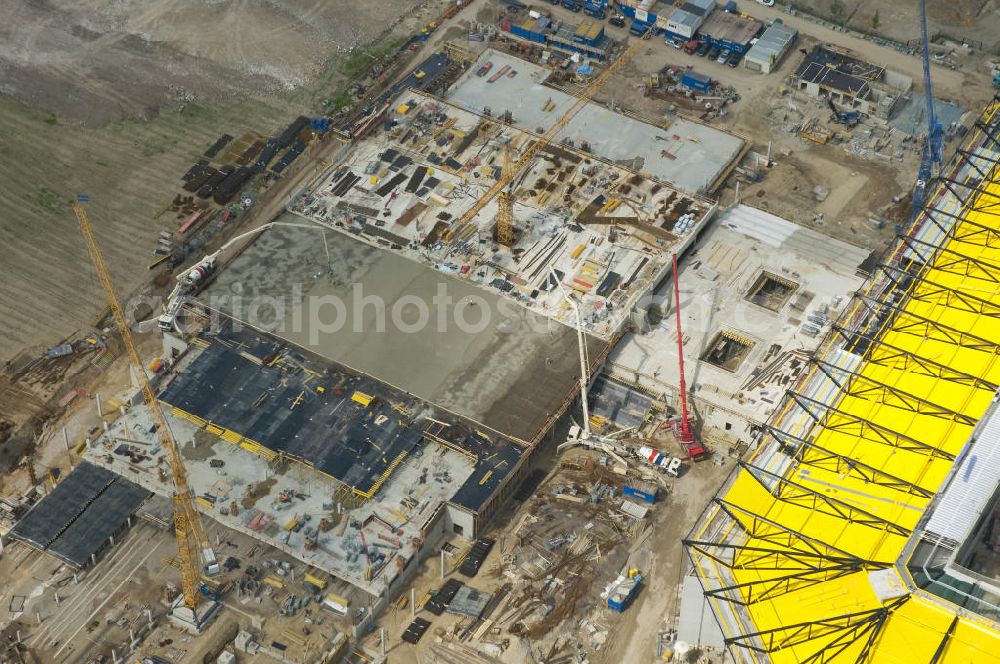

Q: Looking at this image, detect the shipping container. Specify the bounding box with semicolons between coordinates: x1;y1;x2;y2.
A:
276;116;309;150
623;483;657;504
681;70;712;93
606;573;642;612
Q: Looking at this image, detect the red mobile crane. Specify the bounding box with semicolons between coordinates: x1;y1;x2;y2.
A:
671;254;708;462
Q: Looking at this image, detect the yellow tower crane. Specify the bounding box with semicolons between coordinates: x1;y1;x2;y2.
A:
73;199;216;617
463;28;652;242
495;143;515;246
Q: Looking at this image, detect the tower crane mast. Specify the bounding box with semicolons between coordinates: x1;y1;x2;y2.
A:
911;0;944;222
495;143;515;246
73;199;215;612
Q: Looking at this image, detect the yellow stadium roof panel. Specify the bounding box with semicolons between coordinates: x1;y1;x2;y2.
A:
686;96;1000;663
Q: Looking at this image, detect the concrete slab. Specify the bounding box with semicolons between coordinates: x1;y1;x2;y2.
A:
290;90;715;341
196;221;609;445
446;49;746;194
677;573;725;649
83;400;475;598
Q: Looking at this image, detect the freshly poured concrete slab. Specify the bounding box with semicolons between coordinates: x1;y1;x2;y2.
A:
198;219;608;444
446;49;745;194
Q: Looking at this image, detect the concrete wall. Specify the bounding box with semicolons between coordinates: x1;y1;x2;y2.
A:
162;331;188;360
445;504;476;539
882;70;913;94
354;502;447;639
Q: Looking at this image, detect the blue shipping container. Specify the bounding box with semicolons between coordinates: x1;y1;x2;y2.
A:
681;70;711;93
623;485;657;504
607;576;642;612
510;23;547;43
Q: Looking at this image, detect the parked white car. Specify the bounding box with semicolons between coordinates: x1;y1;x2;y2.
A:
757;0;775;6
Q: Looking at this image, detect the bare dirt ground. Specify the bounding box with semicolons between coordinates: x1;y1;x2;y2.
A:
791;0;1000;51
0;0;422;128
369;431;732;664
0;0;451;365
566;0;998;254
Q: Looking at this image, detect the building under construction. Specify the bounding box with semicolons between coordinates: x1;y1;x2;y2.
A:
605;203;872;450
131;44;743;610
685;96;1000;662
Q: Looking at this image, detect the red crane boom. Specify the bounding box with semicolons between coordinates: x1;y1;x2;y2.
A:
672;254;708;461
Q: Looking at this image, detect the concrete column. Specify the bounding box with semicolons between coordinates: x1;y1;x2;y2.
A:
96;393;103;418
735;180;741;206
54;592;60;605
63;427;70;453
146;609;153;626
91;553;97;566
35;611;41;624
111;648;119;664
109;534;114;546
411;588;415;620
440;550;445;579
380;627;386;658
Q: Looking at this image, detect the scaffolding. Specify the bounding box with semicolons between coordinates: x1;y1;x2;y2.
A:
685;95;1000;663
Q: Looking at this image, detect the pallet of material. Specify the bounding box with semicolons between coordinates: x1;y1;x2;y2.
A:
405;166;428;193
204;134;233;158
182;160;209;182
426;579;464;615
459;538;495;578
376;173;408;197
402;617;432;644
397;202;427;227
183;166;217;192
331;172;361;197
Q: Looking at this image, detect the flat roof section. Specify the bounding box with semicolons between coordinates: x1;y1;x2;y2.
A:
84;397;481;596
794;44;884;97
196;222;609;445
924;403;1000;547
698;10;763;47
160;335;425;497
10;462;150;567
744;23;798;68
446;49;745;194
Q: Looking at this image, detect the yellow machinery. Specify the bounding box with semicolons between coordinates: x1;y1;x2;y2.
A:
73;201;214;611
461;28;652;240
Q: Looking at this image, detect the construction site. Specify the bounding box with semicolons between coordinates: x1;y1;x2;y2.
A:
4;0;1000;663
